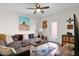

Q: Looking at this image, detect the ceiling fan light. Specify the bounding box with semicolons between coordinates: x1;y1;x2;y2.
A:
36;9;41;13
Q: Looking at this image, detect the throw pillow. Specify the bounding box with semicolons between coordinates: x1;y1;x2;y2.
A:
23;34;28;40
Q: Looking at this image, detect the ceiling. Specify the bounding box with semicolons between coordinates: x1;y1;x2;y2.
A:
0;3;79;19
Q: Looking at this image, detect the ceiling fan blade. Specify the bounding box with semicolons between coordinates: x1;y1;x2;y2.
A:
36;3;38;8
27;8;36;9
40;6;49;9
41;10;44;14
33;11;37;14
38;4;40;8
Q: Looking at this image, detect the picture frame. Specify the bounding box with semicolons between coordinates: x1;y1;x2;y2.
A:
19;16;30;31
42;20;48;29
67;24;73;29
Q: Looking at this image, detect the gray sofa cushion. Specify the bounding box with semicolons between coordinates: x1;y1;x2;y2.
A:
21;40;30;47
6;41;22;49
16;46;30;53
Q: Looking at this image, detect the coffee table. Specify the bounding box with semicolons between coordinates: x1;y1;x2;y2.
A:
30;41;59;56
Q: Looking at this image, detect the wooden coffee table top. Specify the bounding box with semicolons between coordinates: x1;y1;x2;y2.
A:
29;39;48;47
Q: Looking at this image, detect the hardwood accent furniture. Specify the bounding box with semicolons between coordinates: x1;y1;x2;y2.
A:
62;34;74;46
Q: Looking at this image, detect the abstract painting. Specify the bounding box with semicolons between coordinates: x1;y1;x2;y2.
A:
19;16;30;31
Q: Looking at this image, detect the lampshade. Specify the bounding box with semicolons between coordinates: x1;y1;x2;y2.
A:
0;34;6;40
39;28;42;32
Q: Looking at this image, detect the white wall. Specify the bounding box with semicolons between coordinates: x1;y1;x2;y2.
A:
0;6;79;44
40;7;79;44
0;8;39;35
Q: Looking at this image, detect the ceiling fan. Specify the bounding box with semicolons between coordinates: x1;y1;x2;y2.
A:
27;3;50;14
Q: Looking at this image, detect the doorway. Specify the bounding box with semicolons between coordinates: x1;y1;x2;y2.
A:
51;22;57;42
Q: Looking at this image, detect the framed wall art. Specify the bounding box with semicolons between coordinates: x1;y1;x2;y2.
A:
42;20;48;29
19;16;30;31
67;24;73;29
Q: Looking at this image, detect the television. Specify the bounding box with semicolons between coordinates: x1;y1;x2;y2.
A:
74;14;79;55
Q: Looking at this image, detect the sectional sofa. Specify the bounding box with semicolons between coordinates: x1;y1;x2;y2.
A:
0;34;31;56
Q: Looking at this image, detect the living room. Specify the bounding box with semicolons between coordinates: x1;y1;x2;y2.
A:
0;3;79;56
